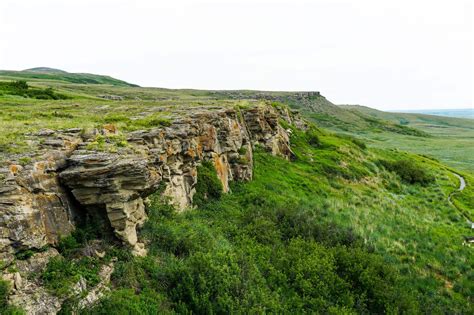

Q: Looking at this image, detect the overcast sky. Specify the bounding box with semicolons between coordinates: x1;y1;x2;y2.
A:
0;0;472;110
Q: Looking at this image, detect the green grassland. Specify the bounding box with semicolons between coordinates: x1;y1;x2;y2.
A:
0;68;137;87
334;105;474;173
277;95;474;174
1;71;473;313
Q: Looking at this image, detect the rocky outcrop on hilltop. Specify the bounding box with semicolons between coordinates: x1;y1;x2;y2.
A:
59;105;297;255
0;103;305;314
0;104;303;262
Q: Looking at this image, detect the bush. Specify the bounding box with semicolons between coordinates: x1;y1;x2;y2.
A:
333;246;419;313
193;161;223;207
379;159;434;185
306;129;321;147
85;289;170;315
132;115;171;128
275;205;361;247
351;137;366;149
41;256;101;297
11;80;28;90
0;80;68;99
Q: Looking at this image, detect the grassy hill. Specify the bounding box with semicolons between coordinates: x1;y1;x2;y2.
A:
277;95;427;136
0;70;472;313
391;108;474;120
335;105;474;173
0;68;138;87
341;105;474;130
276;95;474;173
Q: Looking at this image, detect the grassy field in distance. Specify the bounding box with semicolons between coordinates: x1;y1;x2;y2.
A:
391;108;474;119
338;105;474;173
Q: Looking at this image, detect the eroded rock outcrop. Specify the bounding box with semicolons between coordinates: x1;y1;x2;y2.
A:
0;129;82;266
59;106;296;254
3;248;62;314
0;104;301;260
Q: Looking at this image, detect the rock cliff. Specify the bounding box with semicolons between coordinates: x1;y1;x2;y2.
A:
1;104;302;262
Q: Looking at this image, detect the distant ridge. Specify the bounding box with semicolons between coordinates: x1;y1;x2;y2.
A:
390;108;474;119
0;67;139;87
23;67;68;74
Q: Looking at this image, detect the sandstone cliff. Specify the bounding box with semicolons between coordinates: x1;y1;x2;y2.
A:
0;104;303;265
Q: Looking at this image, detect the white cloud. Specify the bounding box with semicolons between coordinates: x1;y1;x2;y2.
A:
0;0;472;109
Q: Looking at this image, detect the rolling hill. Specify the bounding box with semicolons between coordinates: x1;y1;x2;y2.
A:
0;67;138;87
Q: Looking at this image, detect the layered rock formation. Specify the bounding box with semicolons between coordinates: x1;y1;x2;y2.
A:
1;104;301;261
59;106;296;255
0;129;82;266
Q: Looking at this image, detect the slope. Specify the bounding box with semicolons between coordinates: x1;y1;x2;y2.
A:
0;68;138;87
337;105;474;173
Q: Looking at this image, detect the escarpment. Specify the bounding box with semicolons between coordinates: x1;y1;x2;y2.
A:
0;104;303;261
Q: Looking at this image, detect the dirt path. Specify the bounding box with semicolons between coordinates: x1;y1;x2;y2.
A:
448;173;466;203
454;173;466;191
448;173;473;230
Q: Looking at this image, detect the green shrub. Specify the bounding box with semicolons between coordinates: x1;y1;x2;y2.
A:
333;246;419;313
14;249;35;260
0;80;68;99
57;235;81;256
85;289;171;315
132;115;171;128
351;137;366;149
11;80;28;90
306;129;321;147
238;146;247;155
379;159;434;185
193;161;223;207
270;101;286;110
18;157;31;166
41;256;101;297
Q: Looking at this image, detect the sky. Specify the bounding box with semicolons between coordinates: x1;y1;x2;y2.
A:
0;0;472;110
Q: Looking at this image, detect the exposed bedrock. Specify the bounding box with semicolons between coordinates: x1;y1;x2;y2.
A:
0;105;301;259
0;129;82;266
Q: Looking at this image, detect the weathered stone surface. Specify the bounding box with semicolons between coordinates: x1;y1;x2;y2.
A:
3;248;114;315
4;248;62;315
0;131;82;265
98;94;124;101
77;262;115;310
9;284;62;315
